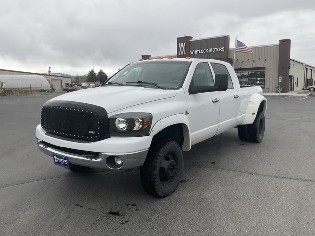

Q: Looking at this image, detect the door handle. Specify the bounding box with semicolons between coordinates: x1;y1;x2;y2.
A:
234;95;239;98
212;98;220;103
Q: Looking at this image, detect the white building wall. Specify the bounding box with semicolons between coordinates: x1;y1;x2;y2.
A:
289;60;305;91
290;59;315;90
45;76;71;90
305;65;315;86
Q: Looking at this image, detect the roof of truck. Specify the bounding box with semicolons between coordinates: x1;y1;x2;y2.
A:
138;57;226;63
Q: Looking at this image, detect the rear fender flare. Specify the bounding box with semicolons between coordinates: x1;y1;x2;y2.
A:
241;93;267;125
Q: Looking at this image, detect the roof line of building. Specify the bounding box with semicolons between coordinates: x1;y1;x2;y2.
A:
0;68;73;78
290;58;315;69
231;43;279;49
190;35;230;41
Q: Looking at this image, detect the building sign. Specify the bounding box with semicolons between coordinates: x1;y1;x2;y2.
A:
189;35;229;59
177;35;230;59
177;36;193;58
190;47;225;55
278;76;282;83
178;43;187;56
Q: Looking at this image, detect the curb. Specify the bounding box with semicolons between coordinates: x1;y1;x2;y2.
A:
263;93;310;97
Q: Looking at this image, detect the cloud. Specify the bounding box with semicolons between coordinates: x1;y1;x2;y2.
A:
0;0;315;75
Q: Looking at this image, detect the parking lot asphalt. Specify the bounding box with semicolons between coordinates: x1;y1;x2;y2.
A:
0;94;315;236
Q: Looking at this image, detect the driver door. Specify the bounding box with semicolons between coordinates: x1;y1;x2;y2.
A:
186;62;220;145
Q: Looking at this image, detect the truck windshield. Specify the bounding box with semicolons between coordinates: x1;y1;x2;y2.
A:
105;61;191;89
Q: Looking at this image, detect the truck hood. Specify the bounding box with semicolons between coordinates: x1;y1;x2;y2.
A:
51;86;178;114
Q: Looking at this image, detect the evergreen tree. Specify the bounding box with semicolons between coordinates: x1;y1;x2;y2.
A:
87;69;97;82
97;69;108;84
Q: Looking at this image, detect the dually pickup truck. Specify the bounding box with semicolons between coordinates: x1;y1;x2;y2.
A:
36;58;266;198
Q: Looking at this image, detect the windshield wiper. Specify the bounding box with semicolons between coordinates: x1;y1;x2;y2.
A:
126;81;164;89
106;81;124;86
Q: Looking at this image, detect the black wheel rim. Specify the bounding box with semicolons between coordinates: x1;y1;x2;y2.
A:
159;153;178;183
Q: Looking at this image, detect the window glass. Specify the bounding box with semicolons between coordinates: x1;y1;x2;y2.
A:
235;69;265;88
211;63;234;89
107;61;191;89
190;63;214;89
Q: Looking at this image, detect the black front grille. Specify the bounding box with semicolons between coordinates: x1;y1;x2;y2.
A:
41;100;109;142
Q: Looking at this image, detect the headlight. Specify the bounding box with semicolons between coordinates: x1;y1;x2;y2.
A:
109;112;153;137
115;118;128;131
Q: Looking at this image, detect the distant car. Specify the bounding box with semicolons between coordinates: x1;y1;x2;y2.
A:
63;85;78;92
306;85;315;92
81;83;89;89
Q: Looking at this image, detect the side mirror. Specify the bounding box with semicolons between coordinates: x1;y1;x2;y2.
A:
215;74;228;91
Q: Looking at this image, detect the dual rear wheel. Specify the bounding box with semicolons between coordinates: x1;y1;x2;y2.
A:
238;112;265;143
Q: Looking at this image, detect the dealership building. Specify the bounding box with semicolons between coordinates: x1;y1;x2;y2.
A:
143;35;315;93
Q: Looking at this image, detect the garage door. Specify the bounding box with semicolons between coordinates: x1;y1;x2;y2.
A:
51;79;62;91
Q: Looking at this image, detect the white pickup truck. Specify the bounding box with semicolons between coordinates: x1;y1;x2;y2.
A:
36;58;266;198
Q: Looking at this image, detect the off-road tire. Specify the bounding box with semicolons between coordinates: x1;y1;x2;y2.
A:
238;125;249;141
248;112;265;143
140;141;184;198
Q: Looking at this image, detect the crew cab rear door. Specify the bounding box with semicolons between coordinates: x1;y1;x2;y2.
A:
186;62;220;145
210;62;243;133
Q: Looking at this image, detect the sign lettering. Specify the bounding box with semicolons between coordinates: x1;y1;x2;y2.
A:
190;47;225;55
178;43;186;55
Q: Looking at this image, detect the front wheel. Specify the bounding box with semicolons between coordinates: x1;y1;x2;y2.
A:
140;141;184;198
310;87;314;92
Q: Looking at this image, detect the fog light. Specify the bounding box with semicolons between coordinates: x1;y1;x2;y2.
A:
114;157;123;166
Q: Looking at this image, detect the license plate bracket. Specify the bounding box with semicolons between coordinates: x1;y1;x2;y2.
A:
53;154;70;169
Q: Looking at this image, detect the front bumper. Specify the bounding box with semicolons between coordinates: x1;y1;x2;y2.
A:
36;125;151;170
37;141;148;170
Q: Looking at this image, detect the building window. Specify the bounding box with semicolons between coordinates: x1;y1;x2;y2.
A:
236;70;265;88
